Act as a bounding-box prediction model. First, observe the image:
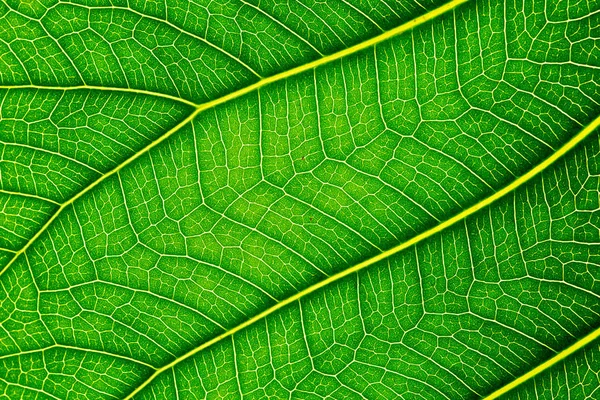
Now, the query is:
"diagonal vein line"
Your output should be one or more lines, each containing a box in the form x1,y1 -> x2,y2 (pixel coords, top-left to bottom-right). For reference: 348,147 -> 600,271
188,0 -> 467,114
483,327 -> 600,399
0,108 -> 197,278
0,84 -> 200,107
0,0 -> 468,279
121,105 -> 600,399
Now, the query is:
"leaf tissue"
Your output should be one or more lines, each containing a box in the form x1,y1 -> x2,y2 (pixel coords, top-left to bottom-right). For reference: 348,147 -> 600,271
0,0 -> 599,398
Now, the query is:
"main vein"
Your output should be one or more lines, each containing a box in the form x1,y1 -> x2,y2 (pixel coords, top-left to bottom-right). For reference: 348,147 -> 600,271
483,326 -> 600,398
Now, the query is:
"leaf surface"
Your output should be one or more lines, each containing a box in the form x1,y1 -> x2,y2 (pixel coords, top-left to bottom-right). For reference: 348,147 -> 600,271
1,0 -> 600,398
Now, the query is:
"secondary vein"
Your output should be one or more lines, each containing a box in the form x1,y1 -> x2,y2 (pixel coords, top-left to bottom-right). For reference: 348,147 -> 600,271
483,326 -> 600,399
0,84 -> 200,108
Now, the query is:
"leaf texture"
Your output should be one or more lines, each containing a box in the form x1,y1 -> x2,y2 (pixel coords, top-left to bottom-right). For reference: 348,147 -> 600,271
1,0 -> 600,398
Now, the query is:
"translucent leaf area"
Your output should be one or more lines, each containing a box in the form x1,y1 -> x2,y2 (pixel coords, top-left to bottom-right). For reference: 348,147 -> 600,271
0,0 -> 599,398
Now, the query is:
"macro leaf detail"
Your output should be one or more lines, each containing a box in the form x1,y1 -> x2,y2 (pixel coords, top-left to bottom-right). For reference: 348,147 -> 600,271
0,0 -> 600,399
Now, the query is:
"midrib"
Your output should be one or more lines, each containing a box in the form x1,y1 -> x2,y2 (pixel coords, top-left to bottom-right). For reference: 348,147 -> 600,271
483,327 -> 600,399
2,0 -> 598,398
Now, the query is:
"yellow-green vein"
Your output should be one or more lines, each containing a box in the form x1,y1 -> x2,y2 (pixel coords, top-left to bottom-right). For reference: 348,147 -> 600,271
0,84 -> 200,108
483,327 -> 600,399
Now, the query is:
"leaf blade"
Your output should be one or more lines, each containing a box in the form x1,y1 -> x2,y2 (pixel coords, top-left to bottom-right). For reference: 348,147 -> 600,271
1,0 -> 600,398
124,112 -> 600,400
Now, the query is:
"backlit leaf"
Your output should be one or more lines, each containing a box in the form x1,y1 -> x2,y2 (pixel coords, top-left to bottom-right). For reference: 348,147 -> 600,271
0,0 -> 599,398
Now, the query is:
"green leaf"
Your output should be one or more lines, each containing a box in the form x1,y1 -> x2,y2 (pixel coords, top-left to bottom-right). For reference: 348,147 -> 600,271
1,0 -> 599,398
